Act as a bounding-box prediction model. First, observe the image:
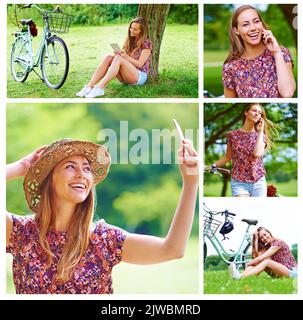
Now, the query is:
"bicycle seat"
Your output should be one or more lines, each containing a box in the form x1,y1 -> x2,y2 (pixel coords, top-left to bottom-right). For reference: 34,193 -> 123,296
241,219 -> 258,225
20,19 -> 33,26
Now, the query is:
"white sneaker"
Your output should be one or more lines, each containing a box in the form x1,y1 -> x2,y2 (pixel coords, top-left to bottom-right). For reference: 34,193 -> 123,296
229,262 -> 241,279
76,85 -> 92,97
85,86 -> 105,98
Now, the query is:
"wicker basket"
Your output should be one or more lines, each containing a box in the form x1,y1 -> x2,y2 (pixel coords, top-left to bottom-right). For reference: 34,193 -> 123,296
203,215 -> 222,238
45,12 -> 73,34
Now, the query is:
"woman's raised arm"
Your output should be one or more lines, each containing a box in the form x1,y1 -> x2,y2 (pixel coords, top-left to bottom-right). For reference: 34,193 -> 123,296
122,139 -> 198,264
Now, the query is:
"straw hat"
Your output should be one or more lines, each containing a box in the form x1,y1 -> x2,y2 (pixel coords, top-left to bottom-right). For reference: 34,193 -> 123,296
23,138 -> 111,211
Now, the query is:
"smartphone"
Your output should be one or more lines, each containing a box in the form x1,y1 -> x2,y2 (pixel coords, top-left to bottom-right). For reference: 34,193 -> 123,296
173,118 -> 185,141
110,43 -> 121,51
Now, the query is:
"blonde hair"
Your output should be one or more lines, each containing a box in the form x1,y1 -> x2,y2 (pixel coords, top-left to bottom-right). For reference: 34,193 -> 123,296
224,5 -> 268,64
242,103 -> 279,151
123,17 -> 148,55
36,170 -> 95,282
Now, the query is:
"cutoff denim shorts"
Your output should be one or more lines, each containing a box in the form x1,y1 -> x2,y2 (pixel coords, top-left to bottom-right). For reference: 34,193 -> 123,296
289,267 -> 297,278
231,176 -> 267,197
130,70 -> 148,86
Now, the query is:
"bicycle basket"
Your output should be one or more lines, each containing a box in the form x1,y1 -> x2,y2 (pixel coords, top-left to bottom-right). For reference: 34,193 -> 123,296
203,215 -> 222,238
45,12 -> 73,34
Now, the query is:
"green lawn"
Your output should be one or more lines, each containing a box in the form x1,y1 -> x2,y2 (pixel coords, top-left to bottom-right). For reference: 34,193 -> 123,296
204,48 -> 298,97
7,24 -> 198,98
204,270 -> 297,294
204,179 -> 297,197
6,237 -> 199,294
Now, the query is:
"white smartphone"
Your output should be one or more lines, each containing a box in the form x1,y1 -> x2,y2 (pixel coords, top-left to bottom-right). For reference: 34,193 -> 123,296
173,118 -> 185,141
110,43 -> 121,51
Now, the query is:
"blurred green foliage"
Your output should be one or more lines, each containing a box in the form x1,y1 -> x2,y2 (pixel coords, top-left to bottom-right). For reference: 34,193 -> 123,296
6,103 -> 199,237
7,4 -> 198,26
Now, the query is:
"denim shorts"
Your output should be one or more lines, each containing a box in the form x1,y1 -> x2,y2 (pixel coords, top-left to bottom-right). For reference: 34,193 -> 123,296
231,176 -> 267,197
130,70 -> 147,86
289,267 -> 297,278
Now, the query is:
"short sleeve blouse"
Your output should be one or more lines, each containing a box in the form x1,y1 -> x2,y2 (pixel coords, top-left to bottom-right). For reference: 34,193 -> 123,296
222,47 -> 293,98
226,129 -> 266,183
130,38 -> 153,74
7,215 -> 127,294
270,239 -> 297,270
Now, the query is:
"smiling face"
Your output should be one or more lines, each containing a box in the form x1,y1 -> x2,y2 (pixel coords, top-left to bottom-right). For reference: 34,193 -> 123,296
51,155 -> 94,206
245,104 -> 263,124
129,22 -> 142,38
234,9 -> 265,47
258,229 -> 273,246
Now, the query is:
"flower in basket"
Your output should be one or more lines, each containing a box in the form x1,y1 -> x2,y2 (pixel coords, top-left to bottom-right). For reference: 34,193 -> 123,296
267,185 -> 278,197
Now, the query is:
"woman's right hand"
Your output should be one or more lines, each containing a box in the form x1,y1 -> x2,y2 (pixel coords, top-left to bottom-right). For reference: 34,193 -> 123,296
18,146 -> 46,176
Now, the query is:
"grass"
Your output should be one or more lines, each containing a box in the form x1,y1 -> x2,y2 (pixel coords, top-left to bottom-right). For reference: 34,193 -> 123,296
7,24 -> 198,98
204,270 -> 297,294
204,48 -> 298,97
6,237 -> 199,295
204,179 -> 297,197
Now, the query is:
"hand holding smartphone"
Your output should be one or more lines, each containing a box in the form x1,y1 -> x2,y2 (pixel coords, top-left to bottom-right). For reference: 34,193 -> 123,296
110,43 -> 121,52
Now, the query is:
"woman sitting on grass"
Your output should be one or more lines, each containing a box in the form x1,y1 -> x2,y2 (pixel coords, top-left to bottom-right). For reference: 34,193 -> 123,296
229,226 -> 297,279
76,17 -> 152,98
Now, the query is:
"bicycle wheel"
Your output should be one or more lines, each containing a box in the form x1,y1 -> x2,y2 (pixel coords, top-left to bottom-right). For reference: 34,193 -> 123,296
40,36 -> 69,89
11,37 -> 29,82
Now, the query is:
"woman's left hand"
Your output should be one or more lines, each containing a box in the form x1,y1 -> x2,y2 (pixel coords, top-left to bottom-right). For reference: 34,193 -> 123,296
255,118 -> 265,133
178,139 -> 199,185
262,29 -> 280,53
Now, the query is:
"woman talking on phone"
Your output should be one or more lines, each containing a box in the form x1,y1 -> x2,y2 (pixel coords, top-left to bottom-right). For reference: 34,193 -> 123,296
222,5 -> 296,98
6,136 -> 198,294
209,104 -> 278,197
76,17 -> 152,98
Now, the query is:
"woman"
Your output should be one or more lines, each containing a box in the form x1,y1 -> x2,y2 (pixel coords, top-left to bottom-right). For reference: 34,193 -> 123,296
6,138 -> 198,294
230,227 -> 297,279
76,17 -> 152,98
222,5 -> 296,98
209,103 -> 278,197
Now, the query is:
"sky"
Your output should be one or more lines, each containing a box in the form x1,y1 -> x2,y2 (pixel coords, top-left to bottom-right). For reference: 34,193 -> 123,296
202,197 -> 300,256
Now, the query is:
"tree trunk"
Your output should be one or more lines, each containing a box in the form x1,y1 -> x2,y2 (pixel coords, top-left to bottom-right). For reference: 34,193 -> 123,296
138,4 -> 171,80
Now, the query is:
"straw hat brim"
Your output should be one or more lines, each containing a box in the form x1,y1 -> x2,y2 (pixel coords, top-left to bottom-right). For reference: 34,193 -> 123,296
23,139 -> 111,212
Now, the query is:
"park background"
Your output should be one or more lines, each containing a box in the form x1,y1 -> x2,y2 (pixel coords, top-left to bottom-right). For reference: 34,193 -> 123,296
204,4 -> 298,97
7,3 -> 198,98
204,103 -> 297,197
203,198 -> 298,294
6,102 -> 199,294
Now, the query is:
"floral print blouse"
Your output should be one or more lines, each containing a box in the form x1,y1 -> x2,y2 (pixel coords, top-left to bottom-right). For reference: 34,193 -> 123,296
270,239 -> 297,270
227,129 -> 266,183
6,215 -> 127,294
222,47 -> 293,98
130,38 -> 153,74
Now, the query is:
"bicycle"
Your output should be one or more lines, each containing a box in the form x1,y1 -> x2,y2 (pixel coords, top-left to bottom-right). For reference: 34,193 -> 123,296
10,4 -> 73,89
203,203 -> 258,270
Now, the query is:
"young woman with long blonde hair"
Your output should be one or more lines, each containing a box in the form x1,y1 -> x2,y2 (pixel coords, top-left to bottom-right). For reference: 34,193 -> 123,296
222,5 -> 296,98
6,138 -> 198,294
76,17 -> 152,98
210,103 -> 278,197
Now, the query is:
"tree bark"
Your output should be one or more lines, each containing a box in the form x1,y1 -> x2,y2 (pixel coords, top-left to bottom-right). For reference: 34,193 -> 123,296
138,4 -> 171,80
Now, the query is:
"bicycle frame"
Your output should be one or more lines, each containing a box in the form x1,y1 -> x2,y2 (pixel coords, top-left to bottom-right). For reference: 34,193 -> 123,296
13,5 -> 55,72
204,223 -> 252,266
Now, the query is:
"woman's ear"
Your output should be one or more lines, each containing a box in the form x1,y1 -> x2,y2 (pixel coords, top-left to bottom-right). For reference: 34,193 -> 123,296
233,27 -> 240,36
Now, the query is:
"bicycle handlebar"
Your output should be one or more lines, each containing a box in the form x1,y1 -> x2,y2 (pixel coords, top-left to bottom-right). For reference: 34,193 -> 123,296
204,166 -> 230,175
203,203 -> 236,217
22,4 -> 62,14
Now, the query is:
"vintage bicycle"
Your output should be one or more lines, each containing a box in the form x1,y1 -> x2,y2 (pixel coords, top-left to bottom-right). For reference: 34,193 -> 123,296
10,4 -> 73,89
203,203 -> 258,270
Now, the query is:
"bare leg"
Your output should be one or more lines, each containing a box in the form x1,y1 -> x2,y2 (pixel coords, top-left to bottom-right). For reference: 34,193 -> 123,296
87,55 -> 114,88
242,259 -> 290,278
98,55 -> 139,89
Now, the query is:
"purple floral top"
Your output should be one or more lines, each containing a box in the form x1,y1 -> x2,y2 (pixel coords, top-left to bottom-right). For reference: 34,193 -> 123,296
6,215 -> 127,294
227,130 -> 266,183
130,38 -> 152,74
270,239 -> 297,270
222,47 -> 293,98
